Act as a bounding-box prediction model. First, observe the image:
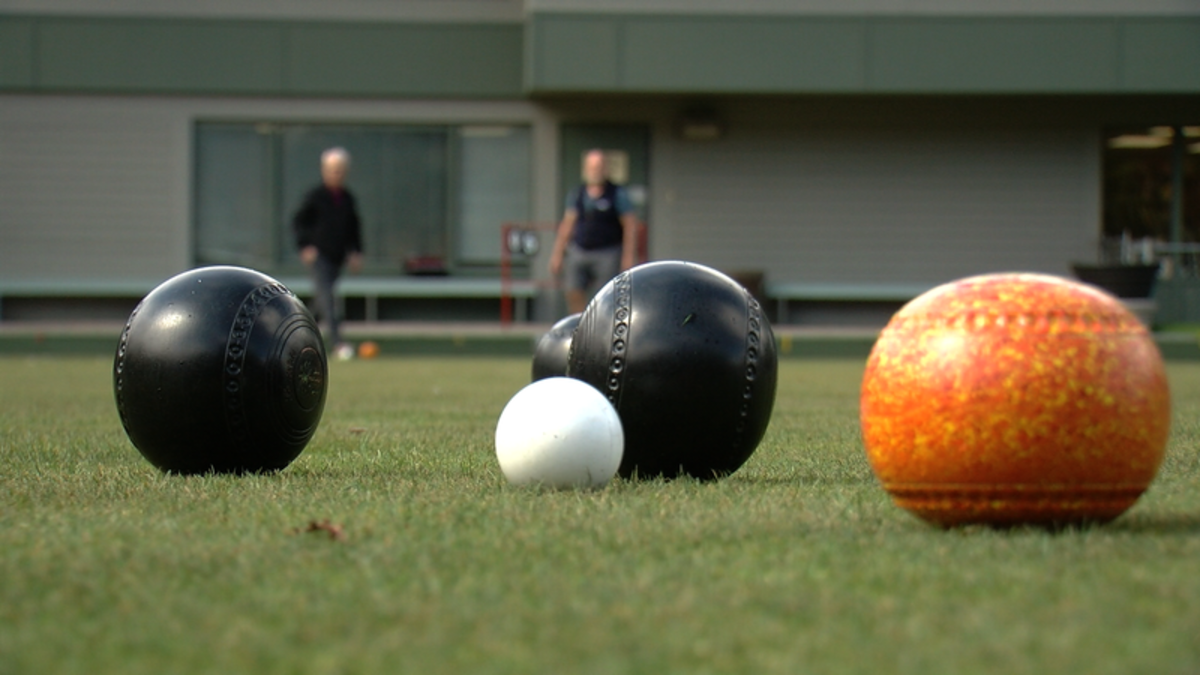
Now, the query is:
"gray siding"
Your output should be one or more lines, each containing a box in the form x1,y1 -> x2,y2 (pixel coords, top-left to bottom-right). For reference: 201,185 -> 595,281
0,95 -> 555,285
0,97 -> 188,281
651,122 -> 1099,287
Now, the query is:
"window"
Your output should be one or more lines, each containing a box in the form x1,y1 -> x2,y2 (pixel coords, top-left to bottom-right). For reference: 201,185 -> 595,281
194,124 -> 276,267
194,121 -> 532,275
1103,125 -> 1199,263
457,125 -> 533,263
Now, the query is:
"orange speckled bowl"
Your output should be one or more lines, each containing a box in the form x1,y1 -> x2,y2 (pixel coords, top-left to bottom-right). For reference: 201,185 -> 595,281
860,273 -> 1170,527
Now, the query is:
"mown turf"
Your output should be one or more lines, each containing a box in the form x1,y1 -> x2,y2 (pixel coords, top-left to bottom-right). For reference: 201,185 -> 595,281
1,356 -> 1198,675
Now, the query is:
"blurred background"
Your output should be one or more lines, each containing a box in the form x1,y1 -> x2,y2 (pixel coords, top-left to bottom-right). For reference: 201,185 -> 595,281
0,0 -> 1197,326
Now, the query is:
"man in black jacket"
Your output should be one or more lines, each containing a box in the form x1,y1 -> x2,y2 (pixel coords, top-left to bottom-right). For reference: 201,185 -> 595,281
292,147 -> 363,356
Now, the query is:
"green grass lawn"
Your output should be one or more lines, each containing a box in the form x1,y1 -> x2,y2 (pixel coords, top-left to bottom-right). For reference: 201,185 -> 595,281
2,355 -> 1199,675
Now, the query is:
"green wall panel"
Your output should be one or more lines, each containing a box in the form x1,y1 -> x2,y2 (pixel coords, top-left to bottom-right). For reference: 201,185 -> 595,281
0,18 -> 35,88
1122,19 -> 1200,92
622,17 -> 865,92
0,16 -> 522,97
287,23 -> 522,96
3,13 -> 1198,96
869,19 -> 1119,92
526,13 -> 1200,95
528,16 -> 620,90
37,19 -> 286,93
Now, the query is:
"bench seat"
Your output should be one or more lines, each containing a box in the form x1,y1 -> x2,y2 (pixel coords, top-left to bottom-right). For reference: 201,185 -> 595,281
765,282 -> 934,323
0,276 -> 539,322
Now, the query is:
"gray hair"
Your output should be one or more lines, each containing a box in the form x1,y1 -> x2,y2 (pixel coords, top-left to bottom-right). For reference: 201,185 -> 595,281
321,147 -> 351,167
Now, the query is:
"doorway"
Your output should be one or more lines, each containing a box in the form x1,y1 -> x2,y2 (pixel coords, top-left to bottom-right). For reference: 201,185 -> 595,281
539,124 -> 651,319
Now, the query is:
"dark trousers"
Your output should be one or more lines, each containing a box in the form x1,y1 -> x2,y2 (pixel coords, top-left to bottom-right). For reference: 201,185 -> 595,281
310,256 -> 343,345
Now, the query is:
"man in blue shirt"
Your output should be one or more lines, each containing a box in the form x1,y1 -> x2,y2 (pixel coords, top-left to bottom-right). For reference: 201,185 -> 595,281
549,149 -> 640,314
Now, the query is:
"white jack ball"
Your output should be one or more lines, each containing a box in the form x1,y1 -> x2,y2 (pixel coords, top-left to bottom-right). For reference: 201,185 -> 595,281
495,377 -> 624,489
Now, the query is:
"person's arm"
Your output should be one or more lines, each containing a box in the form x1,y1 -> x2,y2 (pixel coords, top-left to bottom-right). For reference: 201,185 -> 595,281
549,209 -> 577,277
619,212 -> 639,271
292,190 -> 319,266
346,194 -> 364,273
615,187 -> 639,270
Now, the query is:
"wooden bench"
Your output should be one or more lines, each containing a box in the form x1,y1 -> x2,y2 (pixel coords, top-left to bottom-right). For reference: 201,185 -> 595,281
0,276 -> 540,322
765,282 -> 934,323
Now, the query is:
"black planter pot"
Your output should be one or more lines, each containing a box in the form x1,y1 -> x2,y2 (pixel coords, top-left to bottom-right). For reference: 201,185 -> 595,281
1071,264 -> 1160,299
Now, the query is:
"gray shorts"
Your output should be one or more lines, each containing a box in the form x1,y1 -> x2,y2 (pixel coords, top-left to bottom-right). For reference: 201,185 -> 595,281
563,243 -> 622,293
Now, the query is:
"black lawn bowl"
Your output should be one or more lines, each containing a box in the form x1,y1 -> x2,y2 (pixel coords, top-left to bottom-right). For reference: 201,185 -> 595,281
532,313 -> 583,382
114,266 -> 327,474
568,260 -> 778,480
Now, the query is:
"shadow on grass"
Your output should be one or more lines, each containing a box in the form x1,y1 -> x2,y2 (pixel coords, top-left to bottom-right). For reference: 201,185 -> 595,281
1107,512 -> 1200,534
945,513 -> 1200,535
728,474 -> 878,487
912,513 -> 1200,535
